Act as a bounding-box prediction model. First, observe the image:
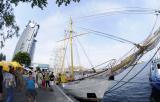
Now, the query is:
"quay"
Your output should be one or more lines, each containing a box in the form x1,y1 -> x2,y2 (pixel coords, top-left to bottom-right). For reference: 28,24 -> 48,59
13,84 -> 78,102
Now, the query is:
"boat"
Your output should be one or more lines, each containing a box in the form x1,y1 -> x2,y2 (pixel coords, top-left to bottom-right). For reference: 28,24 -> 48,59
150,58 -> 160,91
55,10 -> 160,99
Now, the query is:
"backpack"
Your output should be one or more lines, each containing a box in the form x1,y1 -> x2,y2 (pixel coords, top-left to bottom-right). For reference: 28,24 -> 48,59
8,79 -> 15,88
4,73 -> 16,88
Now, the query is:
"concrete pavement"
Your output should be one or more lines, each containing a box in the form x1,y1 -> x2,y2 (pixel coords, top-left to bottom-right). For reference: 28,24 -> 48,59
12,85 -> 77,102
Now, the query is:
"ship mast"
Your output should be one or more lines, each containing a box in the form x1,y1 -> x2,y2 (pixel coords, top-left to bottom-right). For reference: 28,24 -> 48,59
69,17 -> 74,79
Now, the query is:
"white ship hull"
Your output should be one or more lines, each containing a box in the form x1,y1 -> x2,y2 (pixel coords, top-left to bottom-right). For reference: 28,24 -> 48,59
62,76 -> 111,99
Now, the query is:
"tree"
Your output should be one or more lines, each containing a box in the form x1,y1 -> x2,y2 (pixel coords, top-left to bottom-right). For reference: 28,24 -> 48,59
56,0 -> 80,6
12,52 -> 31,67
36,66 -> 41,72
0,0 -> 80,48
0,53 -> 6,61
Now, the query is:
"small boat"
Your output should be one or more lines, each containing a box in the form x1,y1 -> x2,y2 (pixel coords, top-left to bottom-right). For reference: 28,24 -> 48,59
150,59 -> 160,91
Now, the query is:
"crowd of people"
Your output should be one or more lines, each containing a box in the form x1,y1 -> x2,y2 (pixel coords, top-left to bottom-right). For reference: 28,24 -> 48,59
0,65 -> 55,102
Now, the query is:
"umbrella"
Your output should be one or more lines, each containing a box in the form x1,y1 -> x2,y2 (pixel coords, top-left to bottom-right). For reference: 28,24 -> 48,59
0,61 -> 9,72
9,61 -> 22,70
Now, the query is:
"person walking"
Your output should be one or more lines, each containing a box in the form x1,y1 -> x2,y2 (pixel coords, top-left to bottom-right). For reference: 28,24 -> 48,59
49,72 -> 55,86
0,66 -> 3,101
45,72 -> 50,88
15,68 -> 24,91
24,71 -> 37,102
36,71 -> 43,88
3,67 -> 16,102
41,71 -> 45,89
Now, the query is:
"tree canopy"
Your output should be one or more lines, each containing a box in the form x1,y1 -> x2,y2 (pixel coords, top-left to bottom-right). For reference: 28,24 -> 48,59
56,0 -> 80,6
0,53 -> 6,61
12,52 -> 31,67
0,0 -> 80,48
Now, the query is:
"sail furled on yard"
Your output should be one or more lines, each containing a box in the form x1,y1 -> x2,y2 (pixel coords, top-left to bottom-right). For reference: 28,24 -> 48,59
110,27 -> 160,76
66,26 -> 160,81
142,27 -> 160,52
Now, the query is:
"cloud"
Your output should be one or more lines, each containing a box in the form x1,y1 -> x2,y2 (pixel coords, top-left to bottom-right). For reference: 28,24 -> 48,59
33,0 -> 124,65
62,37 -> 133,68
33,12 -> 67,64
2,0 -> 160,69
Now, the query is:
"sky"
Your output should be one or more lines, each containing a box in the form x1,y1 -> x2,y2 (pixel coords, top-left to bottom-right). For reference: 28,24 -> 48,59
1,0 -> 160,69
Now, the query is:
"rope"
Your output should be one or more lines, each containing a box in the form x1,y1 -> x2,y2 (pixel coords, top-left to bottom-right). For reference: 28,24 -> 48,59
150,14 -> 159,34
75,37 -> 95,68
105,13 -> 160,94
73,38 -> 81,67
113,47 -> 136,67
106,54 -> 143,92
88,59 -> 116,71
106,14 -> 159,92
113,80 -> 160,84
105,46 -> 160,94
93,33 -> 126,43
60,33 -> 70,73
75,7 -> 157,20
57,32 -> 91,42
143,14 -> 159,44
78,27 -> 138,46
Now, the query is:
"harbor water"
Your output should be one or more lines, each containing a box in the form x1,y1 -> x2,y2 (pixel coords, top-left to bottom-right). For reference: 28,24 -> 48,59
103,62 -> 160,102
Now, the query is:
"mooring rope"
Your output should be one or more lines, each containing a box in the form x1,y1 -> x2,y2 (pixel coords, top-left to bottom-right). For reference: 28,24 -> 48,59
105,46 -> 160,94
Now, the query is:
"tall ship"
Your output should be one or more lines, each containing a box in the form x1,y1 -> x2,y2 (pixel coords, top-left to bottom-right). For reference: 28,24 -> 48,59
55,8 -> 160,99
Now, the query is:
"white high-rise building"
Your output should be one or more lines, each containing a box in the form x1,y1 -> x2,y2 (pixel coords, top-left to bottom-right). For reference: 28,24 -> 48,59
13,21 -> 40,61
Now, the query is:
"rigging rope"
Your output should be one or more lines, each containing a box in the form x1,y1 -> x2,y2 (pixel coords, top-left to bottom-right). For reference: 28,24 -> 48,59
106,54 -> 143,93
78,27 -> 138,46
144,14 -> 159,44
78,10 -> 155,19
115,47 -> 136,65
73,38 -> 81,67
74,8 -> 158,22
113,80 -> 160,84
105,46 -> 160,94
75,36 -> 95,69
60,33 -> 70,73
105,14 -> 159,94
107,13 -> 159,91
57,32 -> 90,42
87,59 -> 116,71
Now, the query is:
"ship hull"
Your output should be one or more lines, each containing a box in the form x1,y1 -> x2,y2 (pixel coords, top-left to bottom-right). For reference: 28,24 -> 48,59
62,77 -> 111,99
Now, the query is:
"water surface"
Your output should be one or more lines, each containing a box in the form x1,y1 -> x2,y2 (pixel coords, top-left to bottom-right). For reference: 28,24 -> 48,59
103,63 -> 160,102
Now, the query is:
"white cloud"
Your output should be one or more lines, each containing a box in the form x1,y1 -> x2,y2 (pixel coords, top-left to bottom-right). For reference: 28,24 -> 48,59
33,12 -> 67,64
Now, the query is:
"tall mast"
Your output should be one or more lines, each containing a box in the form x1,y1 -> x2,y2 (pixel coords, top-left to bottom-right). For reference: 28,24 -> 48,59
61,33 -> 67,73
69,17 -> 74,79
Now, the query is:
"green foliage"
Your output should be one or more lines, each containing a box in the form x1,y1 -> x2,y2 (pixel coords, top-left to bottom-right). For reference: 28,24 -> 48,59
36,66 -> 41,72
56,0 -> 80,6
0,53 -> 6,61
12,52 -> 31,67
10,0 -> 48,9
